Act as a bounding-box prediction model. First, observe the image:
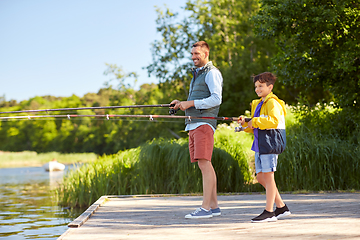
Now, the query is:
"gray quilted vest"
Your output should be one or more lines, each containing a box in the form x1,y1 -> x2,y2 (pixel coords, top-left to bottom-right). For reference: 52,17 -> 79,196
185,61 -> 220,129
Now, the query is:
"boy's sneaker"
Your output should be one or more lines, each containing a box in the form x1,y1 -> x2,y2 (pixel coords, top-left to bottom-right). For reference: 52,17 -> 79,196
275,204 -> 291,219
211,207 -> 221,216
185,208 -> 213,219
251,210 -> 277,223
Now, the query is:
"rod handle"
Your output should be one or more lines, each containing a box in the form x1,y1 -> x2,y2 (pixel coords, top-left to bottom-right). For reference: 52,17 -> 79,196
169,104 -> 177,115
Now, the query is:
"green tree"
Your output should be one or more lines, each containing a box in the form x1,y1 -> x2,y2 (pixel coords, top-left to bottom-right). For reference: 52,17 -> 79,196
146,5 -> 197,101
188,0 -> 280,116
29,119 -> 58,151
253,0 -> 360,107
103,63 -> 138,91
0,64 -> 188,154
103,65 -> 188,153
147,0 -> 280,117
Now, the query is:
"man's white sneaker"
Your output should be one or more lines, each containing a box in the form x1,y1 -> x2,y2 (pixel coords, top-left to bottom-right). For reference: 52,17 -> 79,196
185,208 -> 213,219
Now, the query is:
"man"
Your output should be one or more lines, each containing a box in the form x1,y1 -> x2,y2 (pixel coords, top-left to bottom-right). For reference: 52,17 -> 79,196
170,41 -> 223,219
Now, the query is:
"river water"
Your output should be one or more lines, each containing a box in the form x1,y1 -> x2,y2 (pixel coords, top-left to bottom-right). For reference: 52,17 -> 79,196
0,166 -> 83,239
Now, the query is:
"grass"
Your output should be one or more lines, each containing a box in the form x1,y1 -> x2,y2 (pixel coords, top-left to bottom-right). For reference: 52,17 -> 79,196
0,151 -> 98,168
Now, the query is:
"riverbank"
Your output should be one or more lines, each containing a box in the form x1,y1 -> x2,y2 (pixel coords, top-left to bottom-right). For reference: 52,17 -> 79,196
0,151 -> 97,168
59,192 -> 360,240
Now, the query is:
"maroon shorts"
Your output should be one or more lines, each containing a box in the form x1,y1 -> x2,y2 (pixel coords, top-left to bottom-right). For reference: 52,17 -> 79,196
188,124 -> 214,163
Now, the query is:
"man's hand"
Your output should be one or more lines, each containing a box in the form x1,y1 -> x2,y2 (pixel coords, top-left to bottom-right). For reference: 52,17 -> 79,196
170,100 -> 180,109
170,100 -> 194,111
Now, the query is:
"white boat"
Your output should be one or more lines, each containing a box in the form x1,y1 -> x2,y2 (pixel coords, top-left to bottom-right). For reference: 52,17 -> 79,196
43,159 -> 65,172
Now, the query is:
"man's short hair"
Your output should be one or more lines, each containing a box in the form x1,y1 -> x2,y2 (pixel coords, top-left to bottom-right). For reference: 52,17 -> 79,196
192,41 -> 210,52
253,72 -> 277,86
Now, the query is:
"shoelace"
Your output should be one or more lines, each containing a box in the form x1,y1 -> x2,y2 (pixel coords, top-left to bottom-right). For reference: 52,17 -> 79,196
191,208 -> 202,215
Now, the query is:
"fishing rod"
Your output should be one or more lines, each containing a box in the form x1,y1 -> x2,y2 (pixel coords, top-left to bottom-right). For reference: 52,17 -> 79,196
0,104 -> 174,115
0,113 -> 251,131
0,103 -> 252,130
0,114 -> 247,122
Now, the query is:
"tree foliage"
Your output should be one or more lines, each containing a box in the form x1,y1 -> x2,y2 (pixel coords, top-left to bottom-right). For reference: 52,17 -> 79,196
147,0 -> 283,117
0,66 -> 187,154
253,0 -> 360,107
3,1 -> 358,154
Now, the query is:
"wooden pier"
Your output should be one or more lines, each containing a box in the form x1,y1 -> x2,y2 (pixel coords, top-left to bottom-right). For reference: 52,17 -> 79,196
58,192 -> 360,240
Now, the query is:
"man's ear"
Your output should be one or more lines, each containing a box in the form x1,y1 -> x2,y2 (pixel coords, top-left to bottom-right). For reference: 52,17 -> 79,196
204,50 -> 209,59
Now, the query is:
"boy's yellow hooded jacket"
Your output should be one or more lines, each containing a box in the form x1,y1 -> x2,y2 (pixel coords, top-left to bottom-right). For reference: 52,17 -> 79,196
243,92 -> 287,154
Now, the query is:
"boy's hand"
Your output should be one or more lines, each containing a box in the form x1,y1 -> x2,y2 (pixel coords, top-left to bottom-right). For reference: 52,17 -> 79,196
238,116 -> 245,126
247,119 -> 254,129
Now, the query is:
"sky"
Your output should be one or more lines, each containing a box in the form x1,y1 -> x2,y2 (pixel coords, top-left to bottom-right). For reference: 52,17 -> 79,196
0,0 -> 187,102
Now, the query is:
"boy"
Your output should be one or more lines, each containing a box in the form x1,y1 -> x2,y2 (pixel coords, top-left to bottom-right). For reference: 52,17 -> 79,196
238,72 -> 291,222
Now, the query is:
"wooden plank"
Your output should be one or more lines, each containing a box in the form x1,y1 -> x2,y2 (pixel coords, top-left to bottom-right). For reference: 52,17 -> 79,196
67,196 -> 108,228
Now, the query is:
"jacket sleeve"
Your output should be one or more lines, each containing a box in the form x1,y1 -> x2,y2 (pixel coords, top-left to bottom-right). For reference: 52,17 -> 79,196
252,99 -> 283,130
243,122 -> 254,134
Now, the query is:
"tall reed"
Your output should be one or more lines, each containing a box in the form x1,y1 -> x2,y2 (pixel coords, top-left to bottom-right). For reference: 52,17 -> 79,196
134,137 -> 250,194
58,149 -> 139,207
277,125 -> 360,191
57,124 -> 254,208
214,123 -> 254,185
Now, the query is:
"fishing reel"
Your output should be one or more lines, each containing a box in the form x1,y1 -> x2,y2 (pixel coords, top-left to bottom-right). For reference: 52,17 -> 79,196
169,104 -> 177,115
234,117 -> 251,132
234,125 -> 247,132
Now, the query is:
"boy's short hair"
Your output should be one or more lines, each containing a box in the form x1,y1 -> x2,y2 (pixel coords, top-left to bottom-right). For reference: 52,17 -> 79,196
192,41 -> 210,52
253,72 -> 277,86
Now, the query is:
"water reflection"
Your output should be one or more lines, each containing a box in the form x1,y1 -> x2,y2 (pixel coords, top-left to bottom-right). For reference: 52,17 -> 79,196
0,166 -> 83,240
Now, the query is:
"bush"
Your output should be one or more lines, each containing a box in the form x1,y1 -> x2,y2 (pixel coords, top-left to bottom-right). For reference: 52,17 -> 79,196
291,102 -> 360,143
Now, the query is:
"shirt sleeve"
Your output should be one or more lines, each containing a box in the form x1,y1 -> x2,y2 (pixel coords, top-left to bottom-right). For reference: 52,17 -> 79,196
193,68 -> 223,109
